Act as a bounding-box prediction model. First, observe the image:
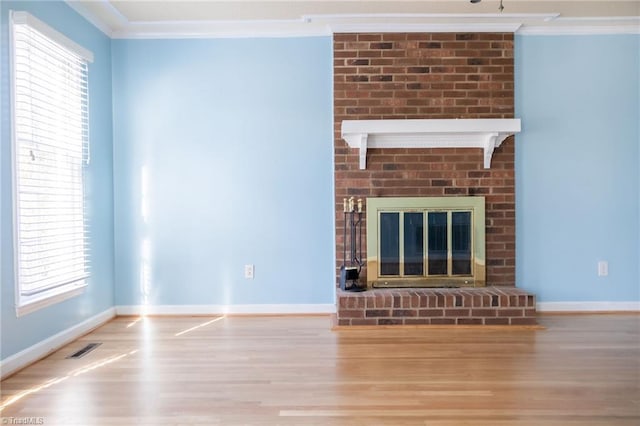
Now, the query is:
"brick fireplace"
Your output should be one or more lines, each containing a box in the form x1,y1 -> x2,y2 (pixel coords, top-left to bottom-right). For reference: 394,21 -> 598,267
333,32 -> 536,325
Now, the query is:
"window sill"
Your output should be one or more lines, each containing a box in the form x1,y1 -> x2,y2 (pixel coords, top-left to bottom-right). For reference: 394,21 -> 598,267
16,284 -> 88,317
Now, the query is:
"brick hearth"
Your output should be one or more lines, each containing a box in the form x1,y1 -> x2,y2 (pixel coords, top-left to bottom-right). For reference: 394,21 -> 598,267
336,287 -> 536,326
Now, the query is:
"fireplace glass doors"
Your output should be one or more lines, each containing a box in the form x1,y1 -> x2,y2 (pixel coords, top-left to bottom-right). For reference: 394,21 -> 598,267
367,197 -> 485,288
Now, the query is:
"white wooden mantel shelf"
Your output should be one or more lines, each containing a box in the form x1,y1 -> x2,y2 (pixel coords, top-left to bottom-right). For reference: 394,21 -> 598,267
341,118 -> 521,169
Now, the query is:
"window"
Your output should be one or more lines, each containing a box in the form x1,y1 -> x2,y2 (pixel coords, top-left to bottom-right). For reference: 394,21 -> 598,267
10,11 -> 93,316
366,197 -> 486,288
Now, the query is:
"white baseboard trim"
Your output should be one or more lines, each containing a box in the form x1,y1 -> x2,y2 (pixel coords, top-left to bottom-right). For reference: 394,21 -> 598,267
114,304 -> 337,316
537,301 -> 640,313
0,307 -> 116,380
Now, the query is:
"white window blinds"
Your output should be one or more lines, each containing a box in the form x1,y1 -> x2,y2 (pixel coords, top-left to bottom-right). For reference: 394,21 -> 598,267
10,11 -> 93,311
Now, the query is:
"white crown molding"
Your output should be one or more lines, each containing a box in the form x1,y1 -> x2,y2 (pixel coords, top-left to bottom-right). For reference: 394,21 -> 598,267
508,15 -> 640,35
110,20 -> 330,39
555,16 -> 640,23
0,308 -> 116,380
304,13 -> 560,22
329,22 -> 523,34
113,21 -> 639,38
112,21 -> 527,39
66,0 -> 127,37
115,304 -> 336,316
341,119 -> 521,170
62,4 -> 639,39
65,1 -> 111,36
518,25 -> 640,35
537,301 -> 640,312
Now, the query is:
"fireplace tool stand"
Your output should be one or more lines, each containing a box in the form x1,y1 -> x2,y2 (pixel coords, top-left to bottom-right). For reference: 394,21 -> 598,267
340,197 -> 366,292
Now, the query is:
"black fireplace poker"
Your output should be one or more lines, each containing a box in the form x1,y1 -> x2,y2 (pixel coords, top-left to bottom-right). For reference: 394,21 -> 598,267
340,196 -> 366,292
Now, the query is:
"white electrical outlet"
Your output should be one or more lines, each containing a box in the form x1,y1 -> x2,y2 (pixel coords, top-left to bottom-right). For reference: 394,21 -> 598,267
598,261 -> 608,277
244,264 -> 254,279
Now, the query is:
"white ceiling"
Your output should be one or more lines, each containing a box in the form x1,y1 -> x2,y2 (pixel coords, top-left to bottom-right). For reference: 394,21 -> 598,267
66,0 -> 640,38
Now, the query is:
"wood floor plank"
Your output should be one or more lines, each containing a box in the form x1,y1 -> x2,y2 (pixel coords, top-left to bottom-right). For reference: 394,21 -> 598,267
1,314 -> 639,425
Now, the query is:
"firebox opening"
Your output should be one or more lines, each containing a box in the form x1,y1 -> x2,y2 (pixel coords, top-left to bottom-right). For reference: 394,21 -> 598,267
366,196 -> 486,289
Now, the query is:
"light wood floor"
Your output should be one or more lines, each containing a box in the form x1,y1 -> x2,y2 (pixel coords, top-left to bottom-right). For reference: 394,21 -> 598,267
1,314 -> 639,425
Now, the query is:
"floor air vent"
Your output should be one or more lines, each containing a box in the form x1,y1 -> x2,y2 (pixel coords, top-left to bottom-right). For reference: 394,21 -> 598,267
66,343 -> 102,359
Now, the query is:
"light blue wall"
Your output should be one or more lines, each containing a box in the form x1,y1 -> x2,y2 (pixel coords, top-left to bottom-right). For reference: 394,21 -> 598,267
1,2 -> 638,365
111,37 -> 335,306
0,1 -> 114,359
515,34 -> 640,302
